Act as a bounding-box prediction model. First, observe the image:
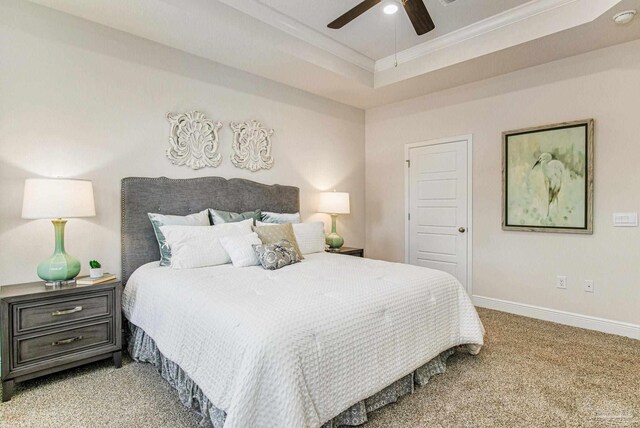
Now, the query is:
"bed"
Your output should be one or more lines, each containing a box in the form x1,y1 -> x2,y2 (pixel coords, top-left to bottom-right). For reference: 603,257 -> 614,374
121,176 -> 484,428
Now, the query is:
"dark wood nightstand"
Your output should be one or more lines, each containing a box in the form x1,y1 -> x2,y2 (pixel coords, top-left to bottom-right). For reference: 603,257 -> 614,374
325,247 -> 364,257
1,280 -> 122,402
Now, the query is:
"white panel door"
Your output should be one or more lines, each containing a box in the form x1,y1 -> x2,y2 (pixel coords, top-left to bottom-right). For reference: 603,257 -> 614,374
408,140 -> 468,289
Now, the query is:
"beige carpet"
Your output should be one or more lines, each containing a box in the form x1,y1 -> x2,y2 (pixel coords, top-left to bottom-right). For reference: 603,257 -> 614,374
2,308 -> 639,428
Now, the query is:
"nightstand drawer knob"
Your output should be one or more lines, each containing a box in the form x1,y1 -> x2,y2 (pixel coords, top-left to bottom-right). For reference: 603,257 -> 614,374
51,306 -> 83,317
52,335 -> 83,346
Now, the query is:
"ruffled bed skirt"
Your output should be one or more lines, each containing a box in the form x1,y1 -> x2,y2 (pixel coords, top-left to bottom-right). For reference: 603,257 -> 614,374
128,323 -> 458,428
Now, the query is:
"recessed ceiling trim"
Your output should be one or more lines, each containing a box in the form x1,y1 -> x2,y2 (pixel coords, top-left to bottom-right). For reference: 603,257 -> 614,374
375,0 -> 582,72
218,0 -> 376,73
374,0 -> 623,87
21,0 -> 639,109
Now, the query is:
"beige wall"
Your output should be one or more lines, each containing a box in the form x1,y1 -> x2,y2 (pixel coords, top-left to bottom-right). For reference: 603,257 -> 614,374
2,1 -> 638,330
366,39 -> 640,326
0,0 -> 365,285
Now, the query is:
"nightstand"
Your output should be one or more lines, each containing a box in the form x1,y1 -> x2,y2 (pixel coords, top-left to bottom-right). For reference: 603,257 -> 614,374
1,280 -> 122,402
325,247 -> 364,257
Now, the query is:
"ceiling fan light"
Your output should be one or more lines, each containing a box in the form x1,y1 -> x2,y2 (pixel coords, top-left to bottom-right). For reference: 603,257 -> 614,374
383,2 -> 399,15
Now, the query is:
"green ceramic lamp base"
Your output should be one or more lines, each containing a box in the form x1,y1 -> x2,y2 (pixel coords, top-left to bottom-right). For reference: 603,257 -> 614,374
37,219 -> 81,283
325,214 -> 345,249
326,232 -> 344,249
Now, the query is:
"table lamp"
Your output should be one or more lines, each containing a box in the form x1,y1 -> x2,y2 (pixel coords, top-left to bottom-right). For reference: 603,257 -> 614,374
22,178 -> 96,286
318,191 -> 350,249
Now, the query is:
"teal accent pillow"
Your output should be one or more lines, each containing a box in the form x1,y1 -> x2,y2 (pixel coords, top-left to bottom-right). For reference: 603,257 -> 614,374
261,211 -> 301,224
209,209 -> 261,225
148,210 -> 210,266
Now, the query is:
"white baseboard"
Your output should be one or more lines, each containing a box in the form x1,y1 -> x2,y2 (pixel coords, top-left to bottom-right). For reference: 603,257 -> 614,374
472,295 -> 640,340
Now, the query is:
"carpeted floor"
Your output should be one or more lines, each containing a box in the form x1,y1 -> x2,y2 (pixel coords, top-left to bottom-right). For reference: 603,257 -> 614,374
2,308 -> 639,428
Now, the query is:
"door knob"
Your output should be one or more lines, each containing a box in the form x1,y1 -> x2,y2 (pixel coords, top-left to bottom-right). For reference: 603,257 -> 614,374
458,227 -> 466,233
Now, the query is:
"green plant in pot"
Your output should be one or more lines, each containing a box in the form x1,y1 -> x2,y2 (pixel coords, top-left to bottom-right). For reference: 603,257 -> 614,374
89,260 -> 103,279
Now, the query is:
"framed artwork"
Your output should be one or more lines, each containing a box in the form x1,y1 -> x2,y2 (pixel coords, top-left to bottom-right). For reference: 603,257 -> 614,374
502,119 -> 594,234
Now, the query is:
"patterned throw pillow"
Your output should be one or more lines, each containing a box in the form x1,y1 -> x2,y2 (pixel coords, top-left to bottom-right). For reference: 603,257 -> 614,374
252,223 -> 304,260
253,240 -> 301,270
209,209 -> 261,225
148,210 -> 210,266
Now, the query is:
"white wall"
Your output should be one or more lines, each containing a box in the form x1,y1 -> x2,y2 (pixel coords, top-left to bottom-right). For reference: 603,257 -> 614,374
366,39 -> 640,327
0,0 -> 365,285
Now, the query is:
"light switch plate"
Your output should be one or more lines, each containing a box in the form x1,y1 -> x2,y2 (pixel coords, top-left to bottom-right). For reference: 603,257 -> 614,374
613,212 -> 638,227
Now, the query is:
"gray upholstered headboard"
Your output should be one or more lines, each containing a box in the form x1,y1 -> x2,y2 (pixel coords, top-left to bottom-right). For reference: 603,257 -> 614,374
121,176 -> 300,284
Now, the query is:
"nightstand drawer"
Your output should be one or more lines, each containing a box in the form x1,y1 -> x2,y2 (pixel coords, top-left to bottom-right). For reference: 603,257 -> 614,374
13,291 -> 113,334
14,319 -> 113,367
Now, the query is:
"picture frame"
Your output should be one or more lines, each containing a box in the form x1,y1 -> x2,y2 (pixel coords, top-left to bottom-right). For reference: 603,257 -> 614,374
502,119 -> 594,234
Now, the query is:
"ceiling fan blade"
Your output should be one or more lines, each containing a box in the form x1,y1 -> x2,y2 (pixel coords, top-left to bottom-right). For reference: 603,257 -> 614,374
327,0 -> 382,29
403,0 -> 435,35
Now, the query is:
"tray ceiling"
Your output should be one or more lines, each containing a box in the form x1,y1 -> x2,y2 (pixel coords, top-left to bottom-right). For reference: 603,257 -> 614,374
255,0 -> 532,60
23,0 -> 640,108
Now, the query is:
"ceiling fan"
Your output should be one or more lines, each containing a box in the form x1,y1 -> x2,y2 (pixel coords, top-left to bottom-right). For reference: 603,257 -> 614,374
327,0 -> 435,36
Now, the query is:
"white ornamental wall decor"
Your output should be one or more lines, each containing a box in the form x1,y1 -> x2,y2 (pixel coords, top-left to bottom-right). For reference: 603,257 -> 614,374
166,111 -> 223,170
229,120 -> 274,172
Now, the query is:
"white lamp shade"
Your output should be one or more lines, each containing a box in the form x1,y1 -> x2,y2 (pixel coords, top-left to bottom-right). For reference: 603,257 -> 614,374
318,191 -> 350,215
22,178 -> 96,219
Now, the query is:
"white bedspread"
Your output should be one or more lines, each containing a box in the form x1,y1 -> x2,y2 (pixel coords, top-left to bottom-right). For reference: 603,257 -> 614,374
123,253 -> 484,428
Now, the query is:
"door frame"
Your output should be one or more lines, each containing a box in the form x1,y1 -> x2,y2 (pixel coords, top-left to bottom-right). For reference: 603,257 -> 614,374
404,134 -> 473,295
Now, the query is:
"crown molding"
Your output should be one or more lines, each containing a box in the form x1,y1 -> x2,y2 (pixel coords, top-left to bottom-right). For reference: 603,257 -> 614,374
217,0 -> 376,73
24,0 -> 636,108
218,0 -> 620,81
375,0 -> 582,72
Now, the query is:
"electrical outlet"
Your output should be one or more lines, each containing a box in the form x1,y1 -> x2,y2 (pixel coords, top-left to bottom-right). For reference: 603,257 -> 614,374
584,280 -> 595,293
556,275 -> 567,289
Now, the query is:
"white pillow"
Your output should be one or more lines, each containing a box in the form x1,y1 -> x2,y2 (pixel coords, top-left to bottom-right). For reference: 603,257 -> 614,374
219,232 -> 262,267
148,209 -> 210,266
292,222 -> 326,255
160,219 -> 253,269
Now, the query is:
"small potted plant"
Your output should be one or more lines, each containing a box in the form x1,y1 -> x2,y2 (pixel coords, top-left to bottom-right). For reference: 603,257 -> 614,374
89,260 -> 103,278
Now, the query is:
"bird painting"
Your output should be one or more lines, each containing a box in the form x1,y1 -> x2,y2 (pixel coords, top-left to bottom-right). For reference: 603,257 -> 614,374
532,152 -> 564,218
502,119 -> 593,233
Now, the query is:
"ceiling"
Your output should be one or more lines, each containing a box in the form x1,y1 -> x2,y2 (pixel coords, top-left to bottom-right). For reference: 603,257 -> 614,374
254,0 -> 532,60
24,0 -> 640,108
